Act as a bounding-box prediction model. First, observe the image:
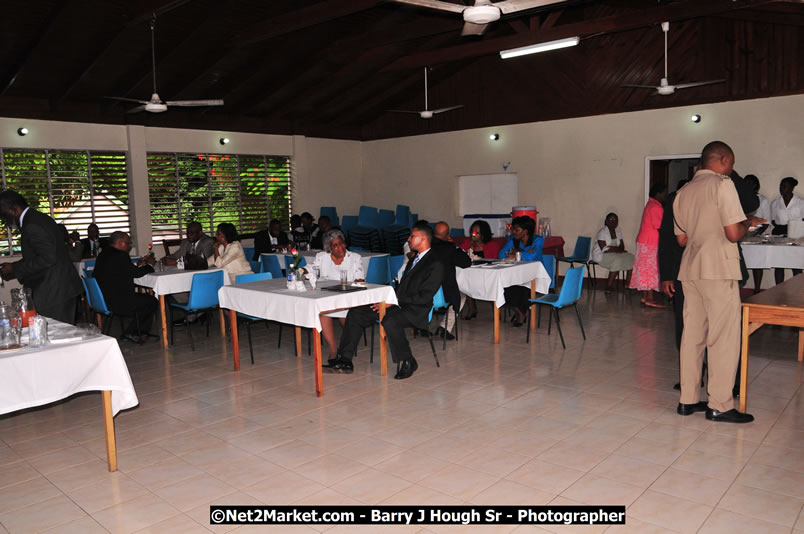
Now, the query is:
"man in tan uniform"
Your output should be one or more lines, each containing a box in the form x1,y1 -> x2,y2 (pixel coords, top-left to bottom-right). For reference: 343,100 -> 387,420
673,141 -> 761,424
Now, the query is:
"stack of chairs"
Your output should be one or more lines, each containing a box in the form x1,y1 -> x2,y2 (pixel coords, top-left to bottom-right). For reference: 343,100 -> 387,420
380,205 -> 412,255
348,206 -> 381,252
340,215 -> 358,238
319,207 -> 339,227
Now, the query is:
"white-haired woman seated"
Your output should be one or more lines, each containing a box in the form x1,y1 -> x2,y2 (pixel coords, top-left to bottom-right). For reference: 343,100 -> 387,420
310,229 -> 364,360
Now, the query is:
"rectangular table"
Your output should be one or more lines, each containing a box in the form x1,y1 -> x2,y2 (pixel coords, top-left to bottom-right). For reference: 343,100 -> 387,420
135,268 -> 230,347
0,320 -> 139,471
742,241 -> 804,269
260,250 -> 389,275
218,279 -> 398,396
456,261 -> 551,343
739,274 -> 804,412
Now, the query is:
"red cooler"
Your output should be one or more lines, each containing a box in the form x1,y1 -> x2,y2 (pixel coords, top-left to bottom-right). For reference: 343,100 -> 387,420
512,206 -> 538,221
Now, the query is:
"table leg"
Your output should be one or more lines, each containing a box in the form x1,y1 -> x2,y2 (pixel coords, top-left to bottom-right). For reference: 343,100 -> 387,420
378,302 -> 387,377
798,329 -> 804,362
295,327 -> 302,357
159,295 -> 167,348
219,308 -> 226,338
101,391 -> 117,472
313,329 -> 323,397
228,309 -> 240,371
739,307 -> 750,413
96,311 -> 102,330
493,304 -> 500,344
530,280 -> 537,330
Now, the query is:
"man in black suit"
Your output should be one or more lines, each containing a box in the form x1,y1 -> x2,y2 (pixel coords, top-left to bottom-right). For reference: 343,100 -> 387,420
93,231 -> 157,343
253,218 -> 291,259
0,190 -> 84,324
80,223 -> 109,258
327,221 -> 444,380
431,221 -> 471,339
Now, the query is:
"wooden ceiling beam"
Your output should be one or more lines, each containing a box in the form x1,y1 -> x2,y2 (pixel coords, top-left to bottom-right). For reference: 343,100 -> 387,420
233,0 -> 379,47
716,9 -> 804,26
381,0 -> 778,71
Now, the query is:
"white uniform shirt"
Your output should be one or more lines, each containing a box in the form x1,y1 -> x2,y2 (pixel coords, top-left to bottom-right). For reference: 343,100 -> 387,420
770,194 -> 804,226
592,226 -> 623,263
311,250 -> 363,282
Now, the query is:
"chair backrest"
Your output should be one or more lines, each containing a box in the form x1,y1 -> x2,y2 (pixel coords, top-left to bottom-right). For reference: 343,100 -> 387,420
83,259 -> 96,278
389,255 -> 405,281
394,205 -> 410,226
81,277 -> 93,310
556,266 -> 585,307
340,215 -> 358,236
283,255 -> 307,271
542,254 -> 556,289
358,206 -> 379,228
85,277 -> 110,314
242,247 -> 255,261
429,287 -> 447,321
187,270 -> 225,310
260,255 -> 284,279
449,228 -> 465,238
573,236 -> 592,262
320,206 -> 338,219
248,260 -> 263,274
236,272 -> 273,284
365,256 -> 390,285
378,209 -> 395,227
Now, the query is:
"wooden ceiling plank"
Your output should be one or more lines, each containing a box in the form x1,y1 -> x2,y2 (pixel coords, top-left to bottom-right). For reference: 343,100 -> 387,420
381,0 -> 779,71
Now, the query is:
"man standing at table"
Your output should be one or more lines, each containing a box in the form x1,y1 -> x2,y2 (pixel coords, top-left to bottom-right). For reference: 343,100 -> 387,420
162,221 -> 214,265
326,221 -> 444,380
0,190 -> 83,324
94,232 -> 157,343
673,141 -> 762,424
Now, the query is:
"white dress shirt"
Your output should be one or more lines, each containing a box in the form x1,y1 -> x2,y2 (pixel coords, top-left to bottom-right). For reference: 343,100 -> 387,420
312,250 -> 363,282
771,194 -> 804,226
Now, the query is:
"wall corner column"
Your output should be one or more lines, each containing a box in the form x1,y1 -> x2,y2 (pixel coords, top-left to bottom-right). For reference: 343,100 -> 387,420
125,125 -> 151,255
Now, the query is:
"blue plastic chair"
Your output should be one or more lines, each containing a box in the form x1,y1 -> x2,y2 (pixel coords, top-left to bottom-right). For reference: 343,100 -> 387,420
394,205 -> 410,227
558,236 -> 591,280
357,206 -> 379,228
320,207 -> 339,227
378,209 -> 395,227
248,260 -> 263,274
168,270 -> 225,350
389,255 -> 405,285
365,256 -> 390,285
260,255 -> 283,279
350,246 -> 367,252
542,254 -> 556,290
284,255 -> 307,271
242,247 -> 255,261
449,228 -> 465,238
526,266 -> 586,349
83,259 -> 96,278
85,276 -> 143,338
235,272 -> 273,364
340,215 -> 358,236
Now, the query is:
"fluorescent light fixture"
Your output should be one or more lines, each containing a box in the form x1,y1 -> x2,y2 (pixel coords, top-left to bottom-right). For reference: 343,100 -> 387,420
499,36 -> 580,59
17,127 -> 28,136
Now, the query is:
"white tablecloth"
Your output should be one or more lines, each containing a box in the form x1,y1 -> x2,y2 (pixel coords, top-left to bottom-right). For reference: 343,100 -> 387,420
0,320 -> 138,416
135,267 -> 230,297
742,243 -> 804,269
218,278 -> 398,332
259,251 -> 389,276
456,261 -> 551,307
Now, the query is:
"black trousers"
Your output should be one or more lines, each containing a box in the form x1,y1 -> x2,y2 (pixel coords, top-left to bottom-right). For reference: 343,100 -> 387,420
39,297 -> 78,325
503,286 -> 530,313
338,305 -> 415,364
114,294 -> 158,335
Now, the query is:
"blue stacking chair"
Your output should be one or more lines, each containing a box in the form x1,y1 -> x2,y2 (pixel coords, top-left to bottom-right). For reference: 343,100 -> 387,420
168,270 -> 225,351
449,228 -> 465,238
83,259 -> 96,278
526,266 -> 586,349
378,209 -> 395,227
429,286 -> 457,350
234,272 -> 273,364
350,207 -> 381,251
248,260 -> 263,274
394,205 -> 411,227
242,247 -> 255,261
558,236 -> 592,281
365,256 -> 390,285
389,255 -> 405,285
260,255 -> 283,279
320,207 -> 339,227
542,254 -> 556,291
85,277 -> 143,338
340,215 -> 358,237
283,255 -> 307,271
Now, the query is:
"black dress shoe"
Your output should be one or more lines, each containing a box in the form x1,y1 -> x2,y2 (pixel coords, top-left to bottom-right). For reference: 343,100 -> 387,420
395,358 -> 418,380
705,408 -> 754,424
324,356 -> 353,373
677,401 -> 708,416
434,327 -> 455,341
394,361 -> 401,379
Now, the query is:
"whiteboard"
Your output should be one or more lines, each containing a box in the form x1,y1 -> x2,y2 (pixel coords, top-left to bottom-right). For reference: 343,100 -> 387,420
458,173 -> 518,214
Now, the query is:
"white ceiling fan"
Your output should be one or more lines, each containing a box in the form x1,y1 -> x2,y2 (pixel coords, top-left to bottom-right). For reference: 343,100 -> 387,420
387,67 -> 463,118
106,18 -> 224,113
622,21 -> 725,96
390,0 -> 566,36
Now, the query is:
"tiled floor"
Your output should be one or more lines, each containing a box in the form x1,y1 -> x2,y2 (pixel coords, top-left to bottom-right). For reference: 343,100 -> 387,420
1,287 -> 803,533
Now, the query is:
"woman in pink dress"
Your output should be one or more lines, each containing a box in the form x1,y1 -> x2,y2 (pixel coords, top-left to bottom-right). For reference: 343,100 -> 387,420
630,184 -> 668,307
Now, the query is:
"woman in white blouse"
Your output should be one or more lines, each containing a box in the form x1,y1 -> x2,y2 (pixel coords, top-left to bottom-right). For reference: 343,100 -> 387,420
770,177 -> 803,284
208,222 -> 252,284
310,229 -> 364,360
591,212 -> 634,293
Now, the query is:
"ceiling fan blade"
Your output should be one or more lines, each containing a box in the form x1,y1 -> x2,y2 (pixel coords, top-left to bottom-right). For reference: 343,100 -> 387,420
621,84 -> 659,89
389,0 -> 464,13
497,0 -> 566,15
126,105 -> 147,114
673,79 -> 726,90
105,96 -> 149,104
164,99 -> 224,107
461,22 -> 488,36
386,109 -> 425,114
431,105 -> 464,114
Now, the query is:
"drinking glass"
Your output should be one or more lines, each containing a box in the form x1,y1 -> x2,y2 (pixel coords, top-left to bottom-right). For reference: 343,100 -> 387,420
340,270 -> 348,285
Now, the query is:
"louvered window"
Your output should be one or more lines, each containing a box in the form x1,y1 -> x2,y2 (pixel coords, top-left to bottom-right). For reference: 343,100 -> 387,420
147,152 -> 292,244
0,149 -> 129,255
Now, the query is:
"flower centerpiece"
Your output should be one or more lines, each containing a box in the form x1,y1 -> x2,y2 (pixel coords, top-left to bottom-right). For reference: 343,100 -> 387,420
291,248 -> 303,271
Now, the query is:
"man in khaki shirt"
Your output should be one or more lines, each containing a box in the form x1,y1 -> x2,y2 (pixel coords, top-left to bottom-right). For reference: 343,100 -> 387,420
673,141 -> 763,424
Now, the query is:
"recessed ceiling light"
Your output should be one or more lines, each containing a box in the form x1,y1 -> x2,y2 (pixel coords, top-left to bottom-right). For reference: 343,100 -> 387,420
490,133 -> 499,141
220,137 -> 230,145
17,128 -> 28,136
691,114 -> 701,123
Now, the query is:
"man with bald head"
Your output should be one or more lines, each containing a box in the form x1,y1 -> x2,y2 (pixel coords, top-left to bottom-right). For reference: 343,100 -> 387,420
673,141 -> 764,424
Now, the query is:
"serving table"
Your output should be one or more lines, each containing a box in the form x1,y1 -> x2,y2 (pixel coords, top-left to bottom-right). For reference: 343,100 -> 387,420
218,279 -> 397,396
456,261 -> 551,343
0,320 -> 138,471
739,274 -> 804,412
742,238 -> 804,269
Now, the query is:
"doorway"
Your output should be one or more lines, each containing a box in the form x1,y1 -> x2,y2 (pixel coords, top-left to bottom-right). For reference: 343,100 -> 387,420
644,154 -> 699,202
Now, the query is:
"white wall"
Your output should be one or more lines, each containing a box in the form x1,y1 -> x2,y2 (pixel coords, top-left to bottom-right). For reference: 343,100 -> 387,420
361,94 -> 804,259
